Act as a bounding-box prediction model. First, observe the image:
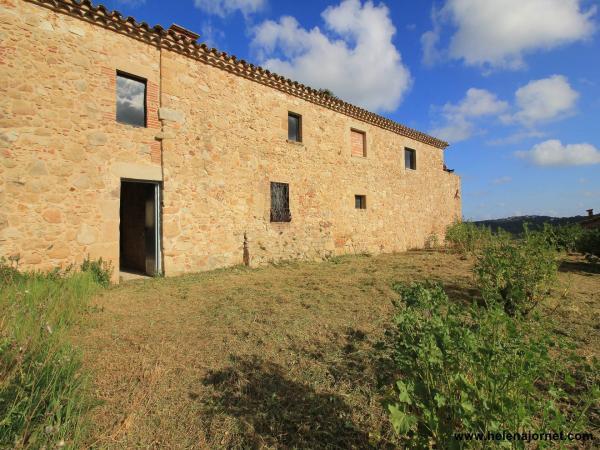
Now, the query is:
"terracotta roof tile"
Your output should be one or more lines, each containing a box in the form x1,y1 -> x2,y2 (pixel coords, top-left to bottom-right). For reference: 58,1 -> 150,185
25,0 -> 449,149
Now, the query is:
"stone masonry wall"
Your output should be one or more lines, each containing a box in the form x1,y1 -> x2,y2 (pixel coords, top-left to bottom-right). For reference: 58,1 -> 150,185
1,0 -> 161,281
0,0 -> 461,280
159,49 -> 460,274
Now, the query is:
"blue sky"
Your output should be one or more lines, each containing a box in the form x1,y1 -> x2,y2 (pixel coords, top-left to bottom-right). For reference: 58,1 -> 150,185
109,0 -> 600,220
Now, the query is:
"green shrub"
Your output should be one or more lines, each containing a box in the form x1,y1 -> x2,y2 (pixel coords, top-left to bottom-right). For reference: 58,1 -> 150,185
474,228 -> 558,316
387,282 -> 599,448
424,233 -> 439,249
445,221 -> 494,255
0,259 -> 107,448
80,255 -> 112,288
0,257 -> 23,285
576,228 -> 600,258
536,223 -> 583,253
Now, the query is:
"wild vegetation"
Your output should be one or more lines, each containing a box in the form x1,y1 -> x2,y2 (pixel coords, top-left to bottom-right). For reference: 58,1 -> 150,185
577,228 -> 600,261
444,220 -> 494,256
1,222 -> 599,448
0,257 -> 111,449
474,227 -> 559,316
389,282 -> 598,448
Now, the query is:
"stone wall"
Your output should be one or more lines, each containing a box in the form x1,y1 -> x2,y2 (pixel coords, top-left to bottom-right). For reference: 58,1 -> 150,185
0,0 -> 161,280
0,0 -> 461,280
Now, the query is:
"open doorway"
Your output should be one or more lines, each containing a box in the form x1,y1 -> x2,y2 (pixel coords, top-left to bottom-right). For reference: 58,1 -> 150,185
119,180 -> 162,276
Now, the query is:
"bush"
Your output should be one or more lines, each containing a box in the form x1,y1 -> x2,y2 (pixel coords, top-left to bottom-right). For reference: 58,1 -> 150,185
387,282 -> 599,448
445,221 -> 494,255
536,223 -> 583,253
80,255 -> 113,288
474,228 -> 558,316
0,257 -> 23,285
576,228 -> 600,258
0,259 -> 109,448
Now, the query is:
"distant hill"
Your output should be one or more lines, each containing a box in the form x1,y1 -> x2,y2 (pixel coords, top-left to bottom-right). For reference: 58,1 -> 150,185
473,215 -> 589,234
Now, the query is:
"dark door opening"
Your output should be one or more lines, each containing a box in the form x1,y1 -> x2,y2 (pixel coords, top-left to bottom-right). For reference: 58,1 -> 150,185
120,180 -> 161,276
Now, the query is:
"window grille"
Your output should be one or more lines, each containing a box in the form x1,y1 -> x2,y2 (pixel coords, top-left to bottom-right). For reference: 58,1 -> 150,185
270,182 -> 291,222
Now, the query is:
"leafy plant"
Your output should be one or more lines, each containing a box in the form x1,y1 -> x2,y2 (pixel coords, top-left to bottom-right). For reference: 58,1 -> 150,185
1,259 -> 108,448
317,88 -> 336,98
445,221 -> 494,256
80,256 -> 112,288
0,256 -> 24,285
536,223 -> 584,253
474,227 -> 558,316
424,233 -> 439,250
387,282 -> 598,449
576,228 -> 600,258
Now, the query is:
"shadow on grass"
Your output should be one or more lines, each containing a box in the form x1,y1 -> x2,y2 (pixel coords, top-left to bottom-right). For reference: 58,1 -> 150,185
441,282 -> 480,305
327,327 -> 397,392
201,355 -> 370,448
559,260 -> 600,275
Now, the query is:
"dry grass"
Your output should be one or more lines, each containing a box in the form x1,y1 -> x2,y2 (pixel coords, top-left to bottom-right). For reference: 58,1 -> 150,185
73,251 -> 600,449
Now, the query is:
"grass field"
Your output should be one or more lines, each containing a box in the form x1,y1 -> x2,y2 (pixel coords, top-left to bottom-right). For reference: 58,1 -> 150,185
73,250 -> 600,448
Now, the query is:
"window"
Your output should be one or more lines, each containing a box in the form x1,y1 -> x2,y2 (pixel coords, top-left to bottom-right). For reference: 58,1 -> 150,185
405,148 -> 416,170
288,112 -> 302,142
355,195 -> 366,209
351,129 -> 366,157
270,182 -> 291,222
116,72 -> 146,127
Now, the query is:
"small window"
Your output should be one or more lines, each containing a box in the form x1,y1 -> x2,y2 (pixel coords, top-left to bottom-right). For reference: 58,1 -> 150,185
351,129 -> 366,157
116,72 -> 146,127
405,148 -> 416,170
288,112 -> 302,142
270,182 -> 291,222
355,195 -> 366,209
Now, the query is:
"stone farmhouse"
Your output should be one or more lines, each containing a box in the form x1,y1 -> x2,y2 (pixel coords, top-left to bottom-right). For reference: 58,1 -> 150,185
0,0 -> 461,281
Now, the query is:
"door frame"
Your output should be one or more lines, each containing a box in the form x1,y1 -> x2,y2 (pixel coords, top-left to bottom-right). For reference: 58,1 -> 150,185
120,178 -> 162,276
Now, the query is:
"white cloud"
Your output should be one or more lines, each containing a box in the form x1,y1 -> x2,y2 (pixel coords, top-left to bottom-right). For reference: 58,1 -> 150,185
433,75 -> 580,143
194,0 -> 266,18
251,0 -> 411,112
486,129 -> 546,146
200,21 -> 226,48
507,75 -> 579,126
492,176 -> 512,185
430,88 -> 509,142
516,139 -> 600,166
421,6 -> 443,66
422,0 -> 596,69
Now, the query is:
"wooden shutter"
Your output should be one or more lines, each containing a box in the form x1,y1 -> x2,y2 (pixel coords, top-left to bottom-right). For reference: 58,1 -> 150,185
351,130 -> 366,157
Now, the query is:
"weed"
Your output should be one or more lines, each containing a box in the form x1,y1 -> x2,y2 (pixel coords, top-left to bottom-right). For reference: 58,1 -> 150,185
424,232 -> 439,249
577,228 -> 600,258
445,221 -> 494,256
536,223 -> 584,253
0,259 -> 107,448
387,282 -> 599,448
474,226 -> 558,316
80,256 -> 113,288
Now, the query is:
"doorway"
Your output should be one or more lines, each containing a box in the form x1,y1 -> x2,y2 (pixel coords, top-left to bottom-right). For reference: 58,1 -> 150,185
119,180 -> 162,276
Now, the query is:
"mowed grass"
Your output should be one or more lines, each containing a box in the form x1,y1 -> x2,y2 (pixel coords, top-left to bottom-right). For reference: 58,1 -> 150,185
75,251 -> 600,448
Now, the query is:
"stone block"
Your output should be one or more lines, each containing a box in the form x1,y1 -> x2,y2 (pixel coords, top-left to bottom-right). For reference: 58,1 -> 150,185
158,107 -> 185,124
76,224 -> 96,245
87,132 -> 107,146
42,208 -> 62,223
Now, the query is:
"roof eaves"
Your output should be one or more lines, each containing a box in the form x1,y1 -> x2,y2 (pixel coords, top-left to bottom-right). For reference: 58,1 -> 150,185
25,0 -> 450,149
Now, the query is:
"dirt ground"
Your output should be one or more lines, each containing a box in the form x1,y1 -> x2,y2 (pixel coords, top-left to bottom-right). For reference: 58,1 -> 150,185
74,250 -> 600,449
